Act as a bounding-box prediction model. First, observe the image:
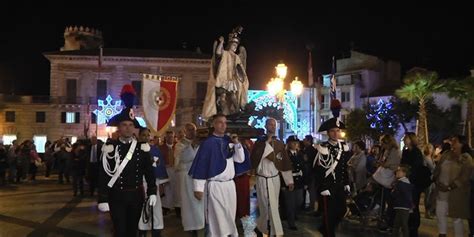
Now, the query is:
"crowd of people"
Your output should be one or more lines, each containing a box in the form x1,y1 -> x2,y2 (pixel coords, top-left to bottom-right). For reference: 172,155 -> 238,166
345,133 -> 474,237
1,122 -> 473,237
0,136 -> 105,196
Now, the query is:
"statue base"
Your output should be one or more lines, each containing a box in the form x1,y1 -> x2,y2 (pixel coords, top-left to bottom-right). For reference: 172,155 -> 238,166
197,103 -> 272,139
197,118 -> 264,139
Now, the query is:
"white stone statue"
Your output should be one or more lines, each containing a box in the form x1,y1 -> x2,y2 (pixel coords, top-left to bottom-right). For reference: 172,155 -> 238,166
202,26 -> 249,120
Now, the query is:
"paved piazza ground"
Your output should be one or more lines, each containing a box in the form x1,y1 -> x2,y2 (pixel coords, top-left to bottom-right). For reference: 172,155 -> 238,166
0,175 -> 463,237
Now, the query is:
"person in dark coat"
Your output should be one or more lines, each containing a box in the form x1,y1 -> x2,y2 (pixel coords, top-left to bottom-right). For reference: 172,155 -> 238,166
55,143 -> 71,184
16,141 -> 32,183
97,84 -> 157,237
281,135 -> 308,230
0,144 -> 7,186
44,141 -> 54,178
71,143 -> 87,196
314,117 -> 351,237
302,135 -> 317,212
401,132 -> 427,237
86,136 -> 103,196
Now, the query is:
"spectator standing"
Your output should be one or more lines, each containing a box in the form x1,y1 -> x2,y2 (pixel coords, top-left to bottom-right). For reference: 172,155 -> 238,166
434,135 -> 473,237
391,165 -> 414,237
401,132 -> 429,237
71,143 -> 87,196
348,141 -> 367,193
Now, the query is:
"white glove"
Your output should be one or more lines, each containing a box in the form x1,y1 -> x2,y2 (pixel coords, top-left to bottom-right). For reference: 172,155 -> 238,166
149,195 -> 157,206
320,190 -> 331,196
344,185 -> 351,193
98,203 -> 110,212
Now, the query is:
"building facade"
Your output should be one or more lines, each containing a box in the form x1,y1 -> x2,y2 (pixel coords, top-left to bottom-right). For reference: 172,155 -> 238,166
0,27 -> 212,146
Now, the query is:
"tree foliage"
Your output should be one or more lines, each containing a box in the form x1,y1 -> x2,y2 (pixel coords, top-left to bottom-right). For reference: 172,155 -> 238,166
346,108 -> 377,141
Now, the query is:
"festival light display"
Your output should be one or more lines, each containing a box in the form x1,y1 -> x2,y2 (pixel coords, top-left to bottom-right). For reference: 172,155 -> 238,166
247,90 -> 310,138
93,95 -> 122,125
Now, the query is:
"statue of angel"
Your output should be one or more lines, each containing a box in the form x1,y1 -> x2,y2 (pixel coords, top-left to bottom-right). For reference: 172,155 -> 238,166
202,26 -> 249,120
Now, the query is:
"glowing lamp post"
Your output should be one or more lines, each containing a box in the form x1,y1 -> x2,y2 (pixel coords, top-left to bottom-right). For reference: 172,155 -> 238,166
267,77 -> 284,96
275,63 -> 288,79
266,63 -> 304,139
290,77 -> 304,97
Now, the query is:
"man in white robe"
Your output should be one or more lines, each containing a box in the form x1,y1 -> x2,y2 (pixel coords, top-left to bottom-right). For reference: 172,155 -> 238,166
175,123 -> 205,236
159,131 -> 180,216
250,118 -> 294,237
189,114 -> 246,237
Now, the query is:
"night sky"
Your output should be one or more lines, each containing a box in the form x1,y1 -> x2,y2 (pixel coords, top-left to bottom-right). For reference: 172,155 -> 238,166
1,1 -> 473,95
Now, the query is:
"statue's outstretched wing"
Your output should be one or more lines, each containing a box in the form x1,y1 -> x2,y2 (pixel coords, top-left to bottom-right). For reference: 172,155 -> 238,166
238,46 -> 247,71
213,40 -> 218,57
211,40 -> 219,78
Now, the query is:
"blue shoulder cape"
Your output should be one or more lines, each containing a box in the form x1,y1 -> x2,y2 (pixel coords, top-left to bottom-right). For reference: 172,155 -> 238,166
150,145 -> 168,179
188,135 -> 250,179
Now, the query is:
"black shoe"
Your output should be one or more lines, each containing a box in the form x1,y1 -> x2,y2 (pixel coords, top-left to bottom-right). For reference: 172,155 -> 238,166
312,211 -> 321,217
175,207 -> 181,218
378,226 -> 391,233
289,226 -> 298,231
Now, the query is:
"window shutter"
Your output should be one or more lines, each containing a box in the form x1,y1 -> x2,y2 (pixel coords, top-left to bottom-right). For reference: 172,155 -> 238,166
91,112 -> 97,124
61,112 -> 66,123
75,112 -> 80,124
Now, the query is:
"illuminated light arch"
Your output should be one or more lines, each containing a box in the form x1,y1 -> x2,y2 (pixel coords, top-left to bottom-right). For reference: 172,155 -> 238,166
247,90 -> 310,138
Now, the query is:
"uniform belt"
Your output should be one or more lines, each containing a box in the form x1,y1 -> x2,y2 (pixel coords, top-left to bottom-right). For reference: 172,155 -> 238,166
256,174 -> 279,179
292,170 -> 303,177
113,187 -> 142,192
208,179 -> 232,182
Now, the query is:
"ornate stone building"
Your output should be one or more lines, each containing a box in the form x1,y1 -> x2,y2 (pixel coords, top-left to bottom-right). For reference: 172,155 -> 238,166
0,26 -> 211,148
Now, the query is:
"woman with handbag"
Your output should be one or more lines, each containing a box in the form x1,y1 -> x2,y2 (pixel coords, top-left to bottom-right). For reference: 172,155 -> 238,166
373,134 -> 401,231
433,135 -> 473,237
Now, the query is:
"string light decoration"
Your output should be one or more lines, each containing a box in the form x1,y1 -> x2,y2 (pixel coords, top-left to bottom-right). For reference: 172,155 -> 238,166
247,90 -> 310,138
93,95 -> 122,125
366,99 -> 398,135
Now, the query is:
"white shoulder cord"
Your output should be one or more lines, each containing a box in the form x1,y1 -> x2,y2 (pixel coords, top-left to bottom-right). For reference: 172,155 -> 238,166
102,146 -> 121,177
317,142 -> 342,169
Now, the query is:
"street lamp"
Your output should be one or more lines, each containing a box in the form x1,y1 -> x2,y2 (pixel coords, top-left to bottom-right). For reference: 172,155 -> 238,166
266,63 -> 303,98
290,77 -> 304,97
275,63 -> 288,79
266,63 -> 303,139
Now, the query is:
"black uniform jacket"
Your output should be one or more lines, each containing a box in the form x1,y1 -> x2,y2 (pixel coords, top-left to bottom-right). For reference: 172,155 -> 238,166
98,139 -> 157,203
313,141 -> 350,193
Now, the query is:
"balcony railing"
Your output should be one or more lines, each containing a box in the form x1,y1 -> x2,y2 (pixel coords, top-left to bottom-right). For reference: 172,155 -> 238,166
0,94 -> 105,105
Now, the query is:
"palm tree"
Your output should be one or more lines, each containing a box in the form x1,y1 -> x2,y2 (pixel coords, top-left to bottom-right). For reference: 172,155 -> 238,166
396,69 -> 444,148
444,75 -> 474,146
